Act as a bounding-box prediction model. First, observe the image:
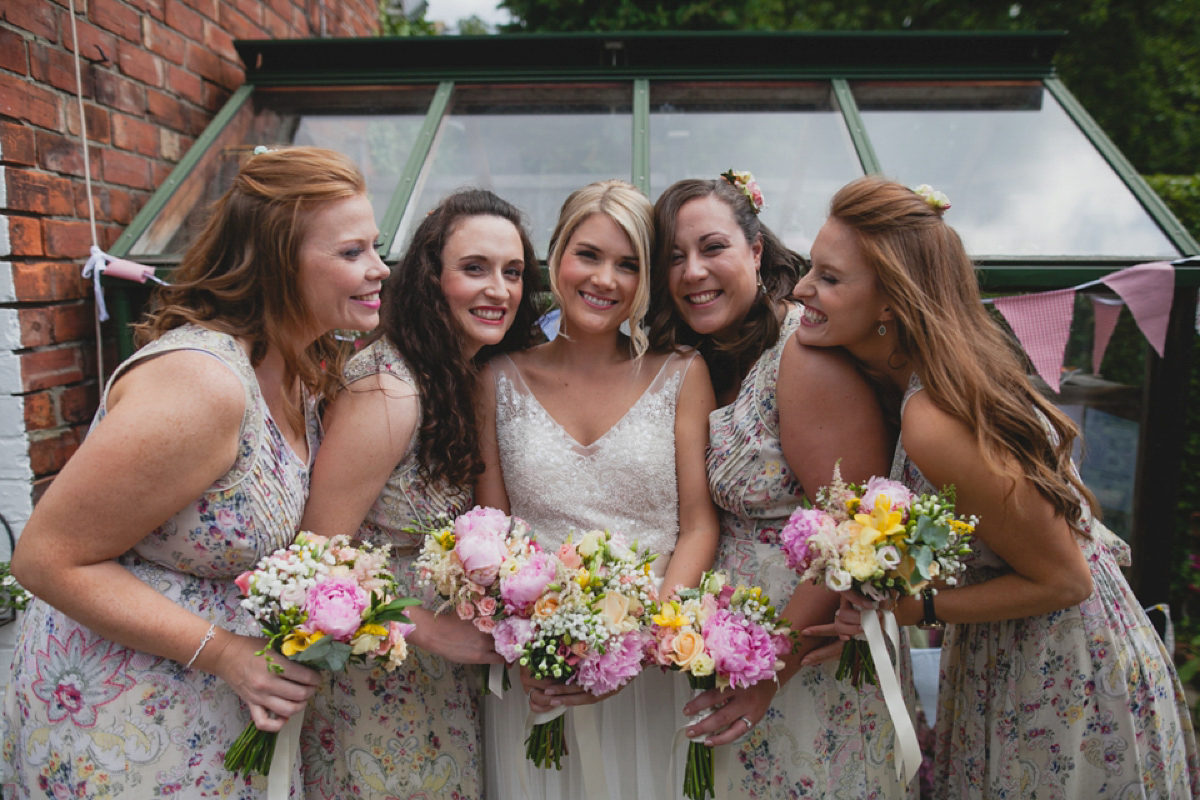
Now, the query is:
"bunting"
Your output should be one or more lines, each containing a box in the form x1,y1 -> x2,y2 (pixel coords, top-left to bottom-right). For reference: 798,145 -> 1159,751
1091,297 -> 1123,374
993,289 -> 1077,393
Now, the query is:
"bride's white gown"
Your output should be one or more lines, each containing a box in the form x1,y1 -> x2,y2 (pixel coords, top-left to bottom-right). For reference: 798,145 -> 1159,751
484,350 -> 700,800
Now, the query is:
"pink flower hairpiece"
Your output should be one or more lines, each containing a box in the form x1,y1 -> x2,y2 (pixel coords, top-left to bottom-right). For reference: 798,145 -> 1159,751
913,184 -> 951,213
721,169 -> 766,214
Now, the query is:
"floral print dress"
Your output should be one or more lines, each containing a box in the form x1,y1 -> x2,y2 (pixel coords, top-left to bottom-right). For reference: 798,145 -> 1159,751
893,376 -> 1200,799
0,324 -> 317,799
299,337 -> 481,800
707,304 -> 918,800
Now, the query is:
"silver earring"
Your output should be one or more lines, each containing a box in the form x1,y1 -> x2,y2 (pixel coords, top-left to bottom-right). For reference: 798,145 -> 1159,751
878,323 -> 887,336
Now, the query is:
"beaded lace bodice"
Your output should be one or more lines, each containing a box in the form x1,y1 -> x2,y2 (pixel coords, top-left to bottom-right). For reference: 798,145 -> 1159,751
492,350 -> 698,573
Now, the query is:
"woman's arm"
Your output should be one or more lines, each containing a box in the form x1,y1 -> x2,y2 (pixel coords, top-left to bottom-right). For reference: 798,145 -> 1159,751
660,355 -> 720,598
473,363 -> 511,513
11,351 -> 320,732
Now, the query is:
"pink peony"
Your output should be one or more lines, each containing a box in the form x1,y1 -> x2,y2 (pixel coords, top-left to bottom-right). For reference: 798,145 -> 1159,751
304,577 -> 369,640
702,609 -> 779,689
454,506 -> 510,541
859,477 -> 914,516
573,631 -> 650,695
492,617 -> 535,663
780,508 -> 836,571
455,534 -> 507,587
500,552 -> 558,614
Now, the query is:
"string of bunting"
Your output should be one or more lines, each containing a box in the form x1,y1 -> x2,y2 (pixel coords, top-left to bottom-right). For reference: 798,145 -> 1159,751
984,260 -> 1188,393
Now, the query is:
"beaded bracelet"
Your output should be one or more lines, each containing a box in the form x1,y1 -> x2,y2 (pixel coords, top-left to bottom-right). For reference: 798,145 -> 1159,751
185,623 -> 218,670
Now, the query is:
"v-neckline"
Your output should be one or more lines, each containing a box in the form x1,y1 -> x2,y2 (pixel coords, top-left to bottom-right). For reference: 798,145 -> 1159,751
500,353 -> 674,450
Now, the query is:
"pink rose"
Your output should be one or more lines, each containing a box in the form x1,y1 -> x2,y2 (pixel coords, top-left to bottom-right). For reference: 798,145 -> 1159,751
491,617 -> 534,663
304,577 -> 368,640
234,571 -> 253,596
475,617 -> 497,634
476,596 -> 498,617
455,534 -> 507,587
456,601 -> 476,620
500,552 -> 559,614
556,542 -> 582,570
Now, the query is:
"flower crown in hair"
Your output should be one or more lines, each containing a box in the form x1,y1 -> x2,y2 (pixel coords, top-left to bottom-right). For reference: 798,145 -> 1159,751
913,184 -> 951,213
721,169 -> 766,215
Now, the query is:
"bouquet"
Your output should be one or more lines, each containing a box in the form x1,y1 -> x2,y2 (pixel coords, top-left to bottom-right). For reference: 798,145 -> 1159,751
780,467 -> 975,687
226,532 -> 419,777
648,571 -> 793,800
493,529 -> 658,770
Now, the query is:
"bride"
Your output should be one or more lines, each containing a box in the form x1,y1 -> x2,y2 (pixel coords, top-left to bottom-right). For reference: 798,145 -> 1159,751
477,179 -> 719,800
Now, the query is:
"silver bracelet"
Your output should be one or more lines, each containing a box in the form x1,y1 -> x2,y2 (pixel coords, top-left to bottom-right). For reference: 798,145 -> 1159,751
185,623 -> 218,670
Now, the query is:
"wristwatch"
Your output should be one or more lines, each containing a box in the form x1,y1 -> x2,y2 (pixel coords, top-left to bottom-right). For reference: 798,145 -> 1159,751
917,587 -> 945,631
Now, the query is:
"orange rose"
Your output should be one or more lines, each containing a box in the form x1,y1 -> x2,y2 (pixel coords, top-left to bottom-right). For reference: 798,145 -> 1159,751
533,592 -> 561,619
671,630 -> 707,669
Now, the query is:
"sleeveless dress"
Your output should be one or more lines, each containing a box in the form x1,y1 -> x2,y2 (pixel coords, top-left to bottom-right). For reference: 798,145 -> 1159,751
483,350 -> 700,800
299,337 -> 482,800
706,305 -> 918,800
892,376 -> 1200,799
0,324 -> 317,799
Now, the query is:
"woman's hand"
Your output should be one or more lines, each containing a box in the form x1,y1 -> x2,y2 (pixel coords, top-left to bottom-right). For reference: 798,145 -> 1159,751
408,607 -> 505,665
203,631 -> 322,733
520,666 -> 619,714
798,591 -> 888,665
682,681 -> 778,746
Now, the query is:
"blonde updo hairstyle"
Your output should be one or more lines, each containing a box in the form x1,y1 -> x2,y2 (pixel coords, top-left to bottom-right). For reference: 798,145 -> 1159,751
546,180 -> 655,359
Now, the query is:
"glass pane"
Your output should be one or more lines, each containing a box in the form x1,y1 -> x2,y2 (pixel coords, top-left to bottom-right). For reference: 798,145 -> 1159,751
393,83 -> 632,259
131,86 -> 436,258
854,81 -> 1178,258
649,82 -> 861,255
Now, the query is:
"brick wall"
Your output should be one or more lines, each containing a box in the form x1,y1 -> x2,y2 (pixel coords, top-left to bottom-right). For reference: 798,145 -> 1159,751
0,0 -> 379,530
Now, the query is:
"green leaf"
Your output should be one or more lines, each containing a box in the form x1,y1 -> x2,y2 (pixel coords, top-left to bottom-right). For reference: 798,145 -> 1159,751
377,597 -> 421,614
910,545 -> 934,583
290,635 -> 336,665
913,514 -> 951,549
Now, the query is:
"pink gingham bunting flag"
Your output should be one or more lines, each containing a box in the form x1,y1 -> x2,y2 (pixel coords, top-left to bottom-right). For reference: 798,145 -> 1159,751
1101,262 -> 1175,357
993,289 -> 1076,393
1090,296 -> 1124,374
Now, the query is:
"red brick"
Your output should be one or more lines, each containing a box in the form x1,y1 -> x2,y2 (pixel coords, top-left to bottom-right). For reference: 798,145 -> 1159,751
59,383 -> 99,425
99,148 -> 151,189
92,70 -> 144,116
202,20 -> 237,63
12,261 -> 89,302
20,303 -> 94,348
72,182 -> 110,221
232,0 -> 264,27
0,73 -> 61,130
262,8 -> 290,38
217,59 -> 242,92
36,129 -> 102,178
108,187 -> 134,223
127,0 -> 165,20
7,216 -> 43,257
111,113 -> 158,157
291,3 -> 308,34
65,100 -> 112,144
150,161 -> 171,186
116,39 -> 163,86
60,13 -> 119,65
0,122 -> 38,167
5,0 -> 61,43
158,127 -> 184,161
184,41 -> 221,84
42,219 -> 93,259
201,80 -> 231,113
29,41 -> 91,95
184,0 -> 219,22
165,64 -> 203,106
142,17 -> 186,65
99,223 -> 123,249
21,346 -> 87,392
23,390 -> 56,431
145,87 -> 187,131
29,427 -> 83,476
6,169 -> 75,215
219,4 -> 260,40
165,0 -> 204,38
0,28 -> 30,75
89,0 -> 142,42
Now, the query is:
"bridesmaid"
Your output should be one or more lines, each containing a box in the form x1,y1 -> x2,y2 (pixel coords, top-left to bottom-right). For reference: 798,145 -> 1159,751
1,147 -> 382,798
797,176 -> 1200,798
477,179 -> 720,799
298,189 -> 543,799
649,172 -> 917,798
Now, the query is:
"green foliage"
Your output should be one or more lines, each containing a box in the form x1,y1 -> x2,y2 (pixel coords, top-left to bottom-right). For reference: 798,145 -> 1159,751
457,14 -> 492,35
379,0 -> 437,35
498,0 -> 1200,175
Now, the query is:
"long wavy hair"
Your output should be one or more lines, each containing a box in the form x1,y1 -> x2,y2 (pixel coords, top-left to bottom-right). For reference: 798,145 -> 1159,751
829,176 -> 1096,533
546,180 -> 655,359
137,146 -> 365,430
648,177 -> 805,396
381,189 -> 542,489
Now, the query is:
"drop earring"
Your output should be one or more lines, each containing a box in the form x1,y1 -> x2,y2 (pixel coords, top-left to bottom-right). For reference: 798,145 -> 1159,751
878,323 -> 887,336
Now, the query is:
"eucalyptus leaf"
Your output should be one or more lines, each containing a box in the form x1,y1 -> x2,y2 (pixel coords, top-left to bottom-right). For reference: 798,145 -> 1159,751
291,635 -> 335,665
913,515 -> 951,549
910,546 -> 934,582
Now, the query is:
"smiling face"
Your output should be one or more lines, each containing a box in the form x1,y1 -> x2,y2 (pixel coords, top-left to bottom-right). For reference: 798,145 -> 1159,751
297,193 -> 390,337
554,213 -> 641,337
666,195 -> 763,340
791,216 -> 892,357
439,214 -> 526,357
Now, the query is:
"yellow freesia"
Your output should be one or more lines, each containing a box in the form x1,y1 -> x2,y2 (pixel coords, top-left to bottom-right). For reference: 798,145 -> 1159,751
281,630 -> 324,657
855,495 -> 905,545
653,601 -> 686,629
576,568 -> 591,588
433,529 -> 455,550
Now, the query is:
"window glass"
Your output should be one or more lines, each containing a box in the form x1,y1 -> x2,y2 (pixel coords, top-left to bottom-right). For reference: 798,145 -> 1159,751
649,82 -> 861,255
854,81 -> 1178,258
393,84 -> 632,259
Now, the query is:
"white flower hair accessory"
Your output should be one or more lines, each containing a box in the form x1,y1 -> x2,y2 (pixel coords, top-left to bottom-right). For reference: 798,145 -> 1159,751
721,169 -> 767,214
913,184 -> 951,213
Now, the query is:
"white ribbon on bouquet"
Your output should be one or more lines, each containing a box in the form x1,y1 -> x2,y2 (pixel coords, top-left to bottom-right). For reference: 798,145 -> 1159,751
519,704 -> 611,800
859,606 -> 922,785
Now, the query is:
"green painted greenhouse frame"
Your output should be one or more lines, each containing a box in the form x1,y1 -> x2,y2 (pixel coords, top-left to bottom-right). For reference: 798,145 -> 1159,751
104,30 -> 1198,604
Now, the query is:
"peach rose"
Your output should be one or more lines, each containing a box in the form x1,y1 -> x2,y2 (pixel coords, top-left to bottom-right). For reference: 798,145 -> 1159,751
671,630 -> 707,669
533,593 -> 561,619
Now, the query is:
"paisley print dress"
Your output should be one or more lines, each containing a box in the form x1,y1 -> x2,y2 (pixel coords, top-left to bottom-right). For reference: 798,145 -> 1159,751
707,305 -> 918,800
893,376 -> 1200,799
0,324 -> 317,799
299,337 -> 481,800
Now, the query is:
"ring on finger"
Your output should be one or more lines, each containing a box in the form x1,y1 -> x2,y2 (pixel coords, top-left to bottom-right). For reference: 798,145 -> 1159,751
739,715 -> 753,730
